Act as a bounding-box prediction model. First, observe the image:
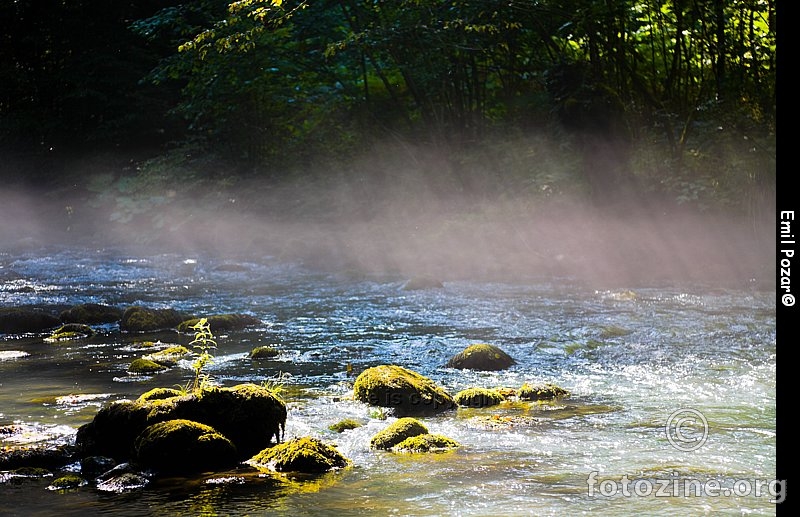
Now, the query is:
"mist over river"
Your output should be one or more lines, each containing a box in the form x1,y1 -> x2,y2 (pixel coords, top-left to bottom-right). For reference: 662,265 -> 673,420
0,244 -> 777,516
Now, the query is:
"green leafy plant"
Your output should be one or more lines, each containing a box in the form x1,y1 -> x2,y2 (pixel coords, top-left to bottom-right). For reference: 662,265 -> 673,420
260,371 -> 290,396
189,318 -> 217,392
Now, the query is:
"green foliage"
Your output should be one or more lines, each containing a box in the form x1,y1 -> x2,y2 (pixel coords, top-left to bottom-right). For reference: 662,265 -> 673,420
189,317 -> 218,391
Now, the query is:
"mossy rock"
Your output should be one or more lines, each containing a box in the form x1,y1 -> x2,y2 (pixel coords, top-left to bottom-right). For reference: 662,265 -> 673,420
249,436 -> 350,473
11,466 -> 52,477
353,365 -> 456,416
0,307 -> 60,334
49,473 -> 86,490
59,303 -> 123,324
134,419 -> 237,473
128,358 -> 169,374
120,306 -> 187,332
445,344 -> 516,371
0,444 -> 75,470
328,419 -> 363,433
392,433 -> 460,453
142,346 -> 191,367
517,383 -> 569,401
76,383 -> 286,461
138,387 -> 186,401
370,417 -> 428,450
177,313 -> 261,333
453,388 -> 505,408
249,346 -> 279,359
44,323 -> 95,343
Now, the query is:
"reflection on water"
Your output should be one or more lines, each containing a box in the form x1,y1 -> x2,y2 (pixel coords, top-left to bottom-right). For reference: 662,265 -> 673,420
0,249 -> 777,516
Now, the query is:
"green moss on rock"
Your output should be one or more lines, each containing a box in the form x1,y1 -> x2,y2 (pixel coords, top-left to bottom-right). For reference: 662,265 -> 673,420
45,323 -> 95,343
328,418 -> 363,433
49,473 -> 85,490
120,306 -> 187,332
353,365 -> 456,416
370,417 -> 428,450
76,383 -> 287,462
142,345 -> 190,367
453,387 -> 505,408
445,344 -> 516,371
517,383 -> 569,401
249,436 -> 350,473
134,419 -> 237,473
177,313 -> 261,333
249,346 -> 279,359
128,358 -> 169,374
392,433 -> 460,453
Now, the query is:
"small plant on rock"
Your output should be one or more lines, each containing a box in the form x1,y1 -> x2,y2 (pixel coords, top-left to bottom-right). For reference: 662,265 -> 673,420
189,318 -> 217,392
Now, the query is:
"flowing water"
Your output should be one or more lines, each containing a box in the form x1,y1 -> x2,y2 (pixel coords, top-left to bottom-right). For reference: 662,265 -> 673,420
0,247 -> 777,516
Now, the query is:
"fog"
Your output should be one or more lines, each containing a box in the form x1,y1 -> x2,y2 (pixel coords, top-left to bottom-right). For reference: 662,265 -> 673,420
0,142 -> 776,290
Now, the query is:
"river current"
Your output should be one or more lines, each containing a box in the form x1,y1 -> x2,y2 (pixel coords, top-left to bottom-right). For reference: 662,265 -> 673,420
0,247 -> 777,516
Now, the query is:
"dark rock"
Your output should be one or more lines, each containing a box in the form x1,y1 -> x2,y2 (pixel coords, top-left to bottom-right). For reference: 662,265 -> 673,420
120,306 -> 187,332
0,307 -> 60,334
59,303 -> 123,324
177,313 -> 261,333
0,445 -> 75,470
76,383 -> 286,461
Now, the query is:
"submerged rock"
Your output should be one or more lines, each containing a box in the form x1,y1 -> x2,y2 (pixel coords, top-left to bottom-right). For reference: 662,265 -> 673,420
128,357 -> 169,374
48,473 -> 86,490
445,343 -> 516,371
0,307 -> 60,334
353,365 -> 456,416
76,383 -> 286,462
142,346 -> 191,367
453,387 -> 505,408
249,346 -> 280,359
392,433 -> 460,453
249,436 -> 350,474
59,303 -> 123,324
0,445 -> 75,470
134,419 -> 238,473
370,417 -> 428,450
328,419 -> 363,433
120,306 -> 187,332
45,323 -> 95,343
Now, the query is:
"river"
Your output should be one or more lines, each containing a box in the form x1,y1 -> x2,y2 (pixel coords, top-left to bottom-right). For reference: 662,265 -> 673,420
0,246 -> 777,516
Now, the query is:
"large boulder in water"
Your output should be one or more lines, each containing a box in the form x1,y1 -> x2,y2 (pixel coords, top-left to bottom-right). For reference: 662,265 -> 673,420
59,303 -> 123,324
0,307 -> 60,334
120,306 -> 187,332
134,419 -> 238,473
353,365 -> 456,416
76,383 -> 286,461
445,343 -> 516,371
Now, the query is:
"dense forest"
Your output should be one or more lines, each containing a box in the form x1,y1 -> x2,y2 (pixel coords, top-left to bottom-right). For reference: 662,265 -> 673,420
0,0 -> 777,231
